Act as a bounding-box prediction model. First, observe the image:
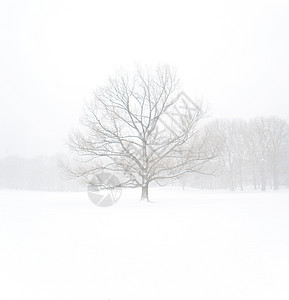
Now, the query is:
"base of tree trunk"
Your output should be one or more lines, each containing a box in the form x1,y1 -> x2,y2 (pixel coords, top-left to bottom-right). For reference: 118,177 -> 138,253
140,185 -> 149,202
140,198 -> 155,203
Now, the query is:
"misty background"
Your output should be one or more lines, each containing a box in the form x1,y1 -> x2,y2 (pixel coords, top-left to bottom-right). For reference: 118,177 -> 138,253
1,0 -> 289,191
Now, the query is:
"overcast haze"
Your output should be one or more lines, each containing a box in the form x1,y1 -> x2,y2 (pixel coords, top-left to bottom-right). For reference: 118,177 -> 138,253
1,0 -> 289,158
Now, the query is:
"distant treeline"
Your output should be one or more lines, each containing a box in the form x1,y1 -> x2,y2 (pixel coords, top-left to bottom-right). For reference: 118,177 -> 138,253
187,116 -> 289,191
0,154 -> 81,191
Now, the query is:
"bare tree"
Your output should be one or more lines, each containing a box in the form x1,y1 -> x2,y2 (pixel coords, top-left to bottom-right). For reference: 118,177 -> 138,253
64,66 -> 218,201
207,120 -> 238,191
260,117 -> 289,190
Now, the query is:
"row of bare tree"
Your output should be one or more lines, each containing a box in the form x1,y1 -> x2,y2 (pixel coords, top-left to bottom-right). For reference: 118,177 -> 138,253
191,116 -> 289,191
1,66 -> 288,196
1,116 -> 288,193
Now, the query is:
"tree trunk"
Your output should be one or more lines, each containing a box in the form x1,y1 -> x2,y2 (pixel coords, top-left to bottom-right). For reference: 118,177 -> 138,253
273,171 -> 279,190
261,174 -> 266,191
230,172 -> 235,191
141,184 -> 149,201
253,171 -> 257,190
239,164 -> 243,191
271,161 -> 279,190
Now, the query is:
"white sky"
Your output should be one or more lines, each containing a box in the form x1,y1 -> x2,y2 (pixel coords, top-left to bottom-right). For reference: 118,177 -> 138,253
1,0 -> 289,158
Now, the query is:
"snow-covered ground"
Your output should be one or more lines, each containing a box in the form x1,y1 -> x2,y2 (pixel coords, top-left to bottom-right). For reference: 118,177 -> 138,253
0,187 -> 289,300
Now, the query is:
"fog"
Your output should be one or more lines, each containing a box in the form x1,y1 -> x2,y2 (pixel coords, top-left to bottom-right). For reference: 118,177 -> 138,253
1,0 -> 289,158
2,2 -> 289,299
